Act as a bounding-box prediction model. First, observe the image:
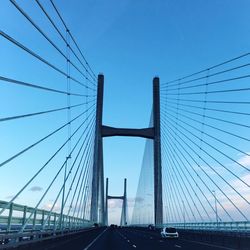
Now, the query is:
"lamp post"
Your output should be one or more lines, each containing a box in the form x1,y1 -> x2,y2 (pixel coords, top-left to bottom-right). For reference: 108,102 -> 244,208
182,200 -> 186,229
212,190 -> 219,229
82,186 -> 89,221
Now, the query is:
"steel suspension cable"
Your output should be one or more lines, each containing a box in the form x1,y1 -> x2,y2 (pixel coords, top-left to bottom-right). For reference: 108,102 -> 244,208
161,63 -> 250,89
76,161 -> 91,219
162,160 -> 175,223
20,112 -> 95,232
0,103 -> 96,168
76,141 -> 95,221
162,141 -> 203,221
9,0 -> 96,87
164,100 -> 250,116
161,83 -> 250,96
54,119 -> 95,228
0,30 -> 95,91
82,156 -> 94,220
66,146 -> 91,218
0,108 -> 96,215
66,122 -> 95,217
162,152 -> 192,222
35,0 -> 96,84
163,103 -> 250,129
162,107 -> 250,176
162,160 -> 183,222
162,131 -> 220,220
45,119 -> 95,229
161,103 -> 249,142
162,146 -> 197,222
78,152 -> 93,220
163,139 -> 212,221
0,102 -> 91,122
164,140 -> 211,221
61,112 -> 95,212
161,121 -> 233,221
163,112 -> 250,204
0,75 -> 93,97
161,116 -> 249,220
162,75 -> 250,92
49,0 -> 97,81
67,153 -> 90,219
162,97 -> 250,105
162,52 -> 250,86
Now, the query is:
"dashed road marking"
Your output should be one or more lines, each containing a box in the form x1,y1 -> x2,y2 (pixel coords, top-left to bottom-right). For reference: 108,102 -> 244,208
83,228 -> 108,250
175,245 -> 182,248
117,230 -> 139,249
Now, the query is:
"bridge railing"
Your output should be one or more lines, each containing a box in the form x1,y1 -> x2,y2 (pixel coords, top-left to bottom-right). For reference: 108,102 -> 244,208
164,222 -> 250,233
0,200 -> 92,233
130,221 -> 250,233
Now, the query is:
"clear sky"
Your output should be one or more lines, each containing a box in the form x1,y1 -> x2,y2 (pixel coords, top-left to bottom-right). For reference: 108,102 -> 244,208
0,0 -> 250,224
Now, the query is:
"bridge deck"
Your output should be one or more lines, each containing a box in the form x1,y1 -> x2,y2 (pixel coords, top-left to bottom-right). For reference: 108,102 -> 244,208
3,227 -> 250,250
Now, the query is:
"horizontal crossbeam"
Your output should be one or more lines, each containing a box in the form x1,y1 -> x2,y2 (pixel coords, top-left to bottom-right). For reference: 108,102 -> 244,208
107,195 -> 125,200
102,125 -> 154,139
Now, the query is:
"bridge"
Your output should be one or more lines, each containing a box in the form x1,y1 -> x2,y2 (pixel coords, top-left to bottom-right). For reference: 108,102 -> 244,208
0,1 -> 250,249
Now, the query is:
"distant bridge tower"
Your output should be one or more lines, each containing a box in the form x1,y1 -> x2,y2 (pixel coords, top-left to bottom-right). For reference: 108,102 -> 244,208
90,74 -> 163,226
105,178 -> 127,226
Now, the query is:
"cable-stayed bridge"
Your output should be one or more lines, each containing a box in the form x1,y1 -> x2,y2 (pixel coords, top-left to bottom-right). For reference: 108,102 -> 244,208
0,1 -> 250,249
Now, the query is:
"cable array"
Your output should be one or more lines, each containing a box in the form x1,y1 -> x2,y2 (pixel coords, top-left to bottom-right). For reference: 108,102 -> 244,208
161,53 -> 250,223
131,116 -> 154,225
0,0 -> 97,232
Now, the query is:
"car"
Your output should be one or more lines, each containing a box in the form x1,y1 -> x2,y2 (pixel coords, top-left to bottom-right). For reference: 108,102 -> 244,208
160,227 -> 179,239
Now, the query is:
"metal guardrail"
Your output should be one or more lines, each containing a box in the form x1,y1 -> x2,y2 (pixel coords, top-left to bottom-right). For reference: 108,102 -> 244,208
0,227 -> 99,248
163,222 -> 250,232
131,221 -> 250,233
0,200 -> 92,233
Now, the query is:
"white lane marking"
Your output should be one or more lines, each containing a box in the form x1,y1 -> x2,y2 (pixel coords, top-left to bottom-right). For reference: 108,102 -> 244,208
181,239 -> 235,250
83,228 -> 108,250
118,230 -> 138,248
117,231 -> 129,241
119,233 -> 126,240
175,245 -> 182,248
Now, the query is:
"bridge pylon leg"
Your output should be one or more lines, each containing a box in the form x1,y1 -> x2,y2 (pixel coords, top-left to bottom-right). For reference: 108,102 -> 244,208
153,77 -> 163,226
91,75 -> 162,227
90,74 -> 105,224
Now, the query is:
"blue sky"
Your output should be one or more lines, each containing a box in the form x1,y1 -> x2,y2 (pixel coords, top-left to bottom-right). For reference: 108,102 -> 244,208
0,0 -> 250,224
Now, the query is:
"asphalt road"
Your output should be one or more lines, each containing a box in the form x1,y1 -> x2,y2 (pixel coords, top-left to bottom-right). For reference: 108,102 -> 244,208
8,227 -> 240,250
84,227 -> 236,250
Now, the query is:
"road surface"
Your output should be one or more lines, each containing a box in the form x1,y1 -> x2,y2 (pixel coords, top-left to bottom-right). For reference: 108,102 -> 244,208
11,227 -> 239,250
83,227 -> 235,250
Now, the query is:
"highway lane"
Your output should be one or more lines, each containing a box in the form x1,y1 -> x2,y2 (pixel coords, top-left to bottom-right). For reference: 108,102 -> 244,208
9,227 -> 106,250
85,227 -> 236,250
124,227 -> 238,249
8,227 -> 238,250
